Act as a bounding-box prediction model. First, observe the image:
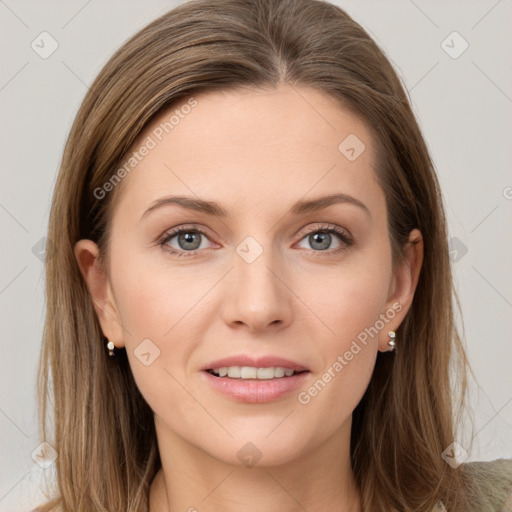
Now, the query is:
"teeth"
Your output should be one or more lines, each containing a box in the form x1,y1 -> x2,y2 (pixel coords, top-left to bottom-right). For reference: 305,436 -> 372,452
241,366 -> 257,379
227,366 -> 241,378
256,367 -> 275,379
211,366 -> 300,379
274,367 -> 285,378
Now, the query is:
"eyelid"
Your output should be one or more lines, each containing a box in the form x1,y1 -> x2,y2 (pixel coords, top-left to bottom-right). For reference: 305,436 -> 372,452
299,223 -> 352,239
294,223 -> 353,252
157,224 -> 214,248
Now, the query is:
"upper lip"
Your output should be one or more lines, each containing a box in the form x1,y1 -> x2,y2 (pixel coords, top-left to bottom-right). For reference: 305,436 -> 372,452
201,355 -> 309,372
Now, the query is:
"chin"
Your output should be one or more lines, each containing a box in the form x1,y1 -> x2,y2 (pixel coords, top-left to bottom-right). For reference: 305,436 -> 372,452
204,427 -> 312,468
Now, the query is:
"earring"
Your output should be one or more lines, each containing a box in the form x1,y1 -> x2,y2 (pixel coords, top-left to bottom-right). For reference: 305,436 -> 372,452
387,330 -> 396,351
105,338 -> 115,357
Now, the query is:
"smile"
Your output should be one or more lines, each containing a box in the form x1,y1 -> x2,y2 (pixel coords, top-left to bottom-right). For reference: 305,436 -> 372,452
207,366 -> 306,379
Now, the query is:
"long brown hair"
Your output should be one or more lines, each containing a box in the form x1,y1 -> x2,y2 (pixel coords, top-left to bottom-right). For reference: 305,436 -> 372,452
37,0 -> 480,510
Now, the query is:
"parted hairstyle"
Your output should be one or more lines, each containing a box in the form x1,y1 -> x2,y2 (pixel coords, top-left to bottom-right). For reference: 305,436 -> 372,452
37,0 -> 481,510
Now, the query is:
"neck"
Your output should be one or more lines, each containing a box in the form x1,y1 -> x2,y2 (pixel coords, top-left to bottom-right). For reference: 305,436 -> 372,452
149,416 -> 362,512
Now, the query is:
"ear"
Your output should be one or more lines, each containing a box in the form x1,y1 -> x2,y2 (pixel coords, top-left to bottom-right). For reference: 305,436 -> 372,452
74,239 -> 126,349
378,228 -> 424,352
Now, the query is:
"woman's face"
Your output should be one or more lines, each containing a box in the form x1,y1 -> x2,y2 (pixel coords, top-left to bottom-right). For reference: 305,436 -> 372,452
76,83 -> 421,467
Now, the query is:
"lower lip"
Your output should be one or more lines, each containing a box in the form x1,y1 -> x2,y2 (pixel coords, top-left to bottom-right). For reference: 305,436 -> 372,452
201,370 -> 311,403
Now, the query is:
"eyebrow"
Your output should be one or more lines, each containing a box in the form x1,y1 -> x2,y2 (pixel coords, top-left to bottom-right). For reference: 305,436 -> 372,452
140,193 -> 370,220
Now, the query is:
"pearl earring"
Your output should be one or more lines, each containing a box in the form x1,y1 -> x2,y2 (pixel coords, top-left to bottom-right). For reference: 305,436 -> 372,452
387,330 -> 396,351
105,338 -> 115,356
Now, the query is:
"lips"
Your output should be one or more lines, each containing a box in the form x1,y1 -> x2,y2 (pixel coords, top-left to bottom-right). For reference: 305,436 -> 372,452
201,368 -> 310,403
200,355 -> 311,403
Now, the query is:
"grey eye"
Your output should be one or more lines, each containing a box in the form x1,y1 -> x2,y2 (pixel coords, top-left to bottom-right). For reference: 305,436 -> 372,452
176,231 -> 202,250
297,230 -> 344,251
308,232 -> 332,250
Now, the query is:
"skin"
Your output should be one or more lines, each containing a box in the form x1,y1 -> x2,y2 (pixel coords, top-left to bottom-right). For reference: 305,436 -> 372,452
75,82 -> 423,512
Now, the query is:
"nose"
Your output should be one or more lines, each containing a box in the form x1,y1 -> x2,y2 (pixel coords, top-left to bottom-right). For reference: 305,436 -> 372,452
220,241 -> 294,333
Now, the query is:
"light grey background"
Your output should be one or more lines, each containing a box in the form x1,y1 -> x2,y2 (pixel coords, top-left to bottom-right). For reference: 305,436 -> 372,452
1,1 -> 511,510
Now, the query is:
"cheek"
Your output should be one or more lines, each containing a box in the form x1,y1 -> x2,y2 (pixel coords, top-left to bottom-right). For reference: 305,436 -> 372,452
301,248 -> 392,348
292,248 -> 391,423
110,243 -> 217,342
108,247 -> 234,415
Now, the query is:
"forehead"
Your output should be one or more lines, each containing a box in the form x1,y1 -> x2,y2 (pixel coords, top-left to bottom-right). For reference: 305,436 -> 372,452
111,83 -> 383,224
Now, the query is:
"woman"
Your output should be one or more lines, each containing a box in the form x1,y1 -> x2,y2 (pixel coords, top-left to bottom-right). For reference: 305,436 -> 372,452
35,0 -> 512,510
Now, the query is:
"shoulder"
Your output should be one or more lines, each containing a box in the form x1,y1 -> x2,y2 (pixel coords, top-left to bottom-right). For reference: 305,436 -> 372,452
461,458 -> 512,511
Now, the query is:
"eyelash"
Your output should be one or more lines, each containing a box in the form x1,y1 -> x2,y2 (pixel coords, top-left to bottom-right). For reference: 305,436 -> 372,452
157,223 -> 353,258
